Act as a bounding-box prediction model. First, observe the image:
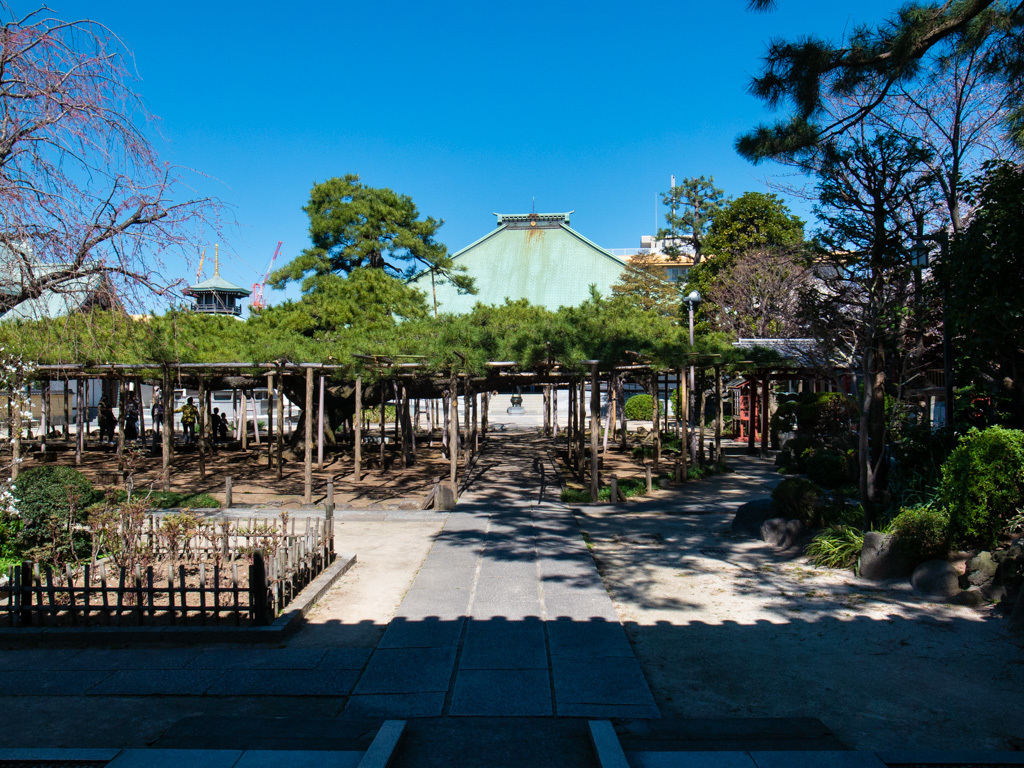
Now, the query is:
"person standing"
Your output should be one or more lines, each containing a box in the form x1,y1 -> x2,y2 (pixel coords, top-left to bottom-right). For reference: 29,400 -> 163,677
176,396 -> 198,445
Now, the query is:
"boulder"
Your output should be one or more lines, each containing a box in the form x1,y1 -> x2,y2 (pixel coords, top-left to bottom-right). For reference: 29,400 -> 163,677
912,559 -> 962,597
859,532 -> 910,581
732,499 -> 773,538
982,584 -> 1008,604
783,519 -> 808,549
949,588 -> 987,607
436,480 -> 458,511
967,551 -> 998,587
760,518 -> 789,547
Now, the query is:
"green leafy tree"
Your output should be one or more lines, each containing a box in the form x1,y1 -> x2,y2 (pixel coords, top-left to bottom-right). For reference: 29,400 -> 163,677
270,174 -> 475,302
941,161 -> 1024,426
803,132 -> 936,524
737,1 -> 1024,161
611,252 -> 680,317
656,176 -> 726,263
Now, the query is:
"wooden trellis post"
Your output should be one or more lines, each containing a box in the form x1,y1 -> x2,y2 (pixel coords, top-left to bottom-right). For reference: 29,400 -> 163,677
577,378 -> 586,479
353,375 -> 362,481
162,367 -> 173,492
276,370 -> 284,480
317,374 -> 325,471
63,378 -> 70,439
651,373 -> 661,472
543,385 -> 551,436
266,372 -> 275,468
552,382 -> 559,438
378,381 -> 386,471
679,365 -> 689,481
463,379 -> 471,469
198,376 -> 207,480
590,363 -> 600,502
481,391 -> 488,438
715,364 -> 724,463
117,377 -> 127,470
449,373 -> 458,484
304,367 -> 314,504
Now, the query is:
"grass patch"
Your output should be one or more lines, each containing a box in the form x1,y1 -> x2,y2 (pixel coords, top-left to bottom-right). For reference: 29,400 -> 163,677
107,490 -> 221,509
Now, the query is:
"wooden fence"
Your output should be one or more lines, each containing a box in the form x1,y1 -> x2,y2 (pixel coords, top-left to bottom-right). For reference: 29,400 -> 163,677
0,515 -> 335,627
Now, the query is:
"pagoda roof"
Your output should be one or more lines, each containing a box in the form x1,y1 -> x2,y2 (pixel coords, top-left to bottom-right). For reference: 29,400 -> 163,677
186,272 -> 251,297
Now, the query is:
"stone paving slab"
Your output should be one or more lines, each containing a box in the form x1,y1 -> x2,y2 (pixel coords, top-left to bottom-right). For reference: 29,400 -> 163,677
234,750 -> 363,768
58,649 -> 201,670
107,748 -> 244,767
0,649 -> 82,669
343,692 -> 445,718
459,624 -> 548,670
631,751 -> 758,767
449,669 -> 553,716
468,599 -> 544,620
317,648 -> 374,669
88,669 -> 224,696
377,618 -> 463,649
187,648 -> 328,670
353,647 -> 458,694
546,620 -> 637,658
749,752 -> 887,768
206,669 -> 361,696
552,656 -> 659,708
0,670 -> 113,695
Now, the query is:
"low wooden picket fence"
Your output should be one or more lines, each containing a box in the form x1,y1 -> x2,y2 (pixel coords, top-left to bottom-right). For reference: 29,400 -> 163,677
0,515 -> 335,628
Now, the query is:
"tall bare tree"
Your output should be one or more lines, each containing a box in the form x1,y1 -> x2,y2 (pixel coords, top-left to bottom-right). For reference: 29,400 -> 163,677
0,6 -> 220,311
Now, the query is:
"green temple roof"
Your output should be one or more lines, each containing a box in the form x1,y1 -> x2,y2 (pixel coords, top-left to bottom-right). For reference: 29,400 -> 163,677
409,212 -> 628,314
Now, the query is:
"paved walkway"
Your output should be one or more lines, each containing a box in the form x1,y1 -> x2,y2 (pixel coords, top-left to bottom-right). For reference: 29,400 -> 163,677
341,434 -> 660,719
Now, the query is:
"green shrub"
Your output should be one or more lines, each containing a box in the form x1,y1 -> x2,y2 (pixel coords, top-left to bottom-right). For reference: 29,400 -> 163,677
939,426 -> 1024,547
11,466 -> 96,562
776,435 -> 819,474
105,490 -> 221,509
624,394 -> 665,421
771,398 -> 800,435
771,477 -> 823,525
887,505 -> 950,564
805,449 -> 851,490
795,392 -> 857,442
806,525 -> 864,571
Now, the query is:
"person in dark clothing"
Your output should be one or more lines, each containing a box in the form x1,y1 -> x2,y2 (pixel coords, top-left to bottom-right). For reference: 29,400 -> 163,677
97,398 -> 115,442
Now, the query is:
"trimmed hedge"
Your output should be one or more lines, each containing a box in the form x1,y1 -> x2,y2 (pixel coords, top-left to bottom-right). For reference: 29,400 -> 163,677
11,466 -> 96,559
624,394 -> 666,421
887,505 -> 950,564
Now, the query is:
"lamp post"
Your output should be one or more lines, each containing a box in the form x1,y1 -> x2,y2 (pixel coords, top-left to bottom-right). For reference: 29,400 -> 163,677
683,290 -> 701,462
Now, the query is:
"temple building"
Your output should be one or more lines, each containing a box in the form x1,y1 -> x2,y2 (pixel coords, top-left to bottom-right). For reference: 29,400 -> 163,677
409,212 -> 629,314
184,246 -> 250,316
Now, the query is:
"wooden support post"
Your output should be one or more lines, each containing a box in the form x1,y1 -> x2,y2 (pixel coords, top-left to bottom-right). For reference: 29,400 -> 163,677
40,380 -> 49,452
552,383 -> 559,438
136,379 -> 146,448
747,379 -> 757,455
225,476 -> 232,508
590,363 -> 600,502
304,367 -> 314,504
378,382 -> 386,471
603,374 -> 613,455
645,465 -> 653,494
276,371 -> 284,480
240,390 -> 248,450
11,368 -> 22,480
618,375 -> 627,450
449,374 -> 458,485
317,374 -> 325,471
267,372 -> 275,468
481,391 -> 489,438
543,385 -> 551,436
651,374 -> 661,471
679,366 -> 689,480
250,389 -> 260,445
578,378 -> 586,479
75,377 -> 84,466
117,378 -> 127,470
567,380 -> 575,464
353,375 -> 362,481
198,376 -> 207,480
471,389 -> 478,455
397,381 -> 409,469
62,379 -> 70,439
715,364 -> 723,463
610,475 -> 619,504
761,372 -> 770,455
162,368 -> 172,491
326,478 -> 335,517
462,380 -> 471,469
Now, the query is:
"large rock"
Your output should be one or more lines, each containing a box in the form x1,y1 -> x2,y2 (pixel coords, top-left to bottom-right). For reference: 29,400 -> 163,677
859,532 -> 910,581
732,499 -> 773,538
967,551 -> 998,587
912,559 -> 962,597
784,519 -> 809,549
950,588 -> 987,607
760,518 -> 789,547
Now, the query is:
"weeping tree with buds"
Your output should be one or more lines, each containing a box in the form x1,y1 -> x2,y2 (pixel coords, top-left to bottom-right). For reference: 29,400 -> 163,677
0,5 -> 220,314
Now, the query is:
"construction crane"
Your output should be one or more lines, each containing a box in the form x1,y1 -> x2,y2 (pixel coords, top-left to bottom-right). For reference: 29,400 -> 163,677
250,240 -> 283,310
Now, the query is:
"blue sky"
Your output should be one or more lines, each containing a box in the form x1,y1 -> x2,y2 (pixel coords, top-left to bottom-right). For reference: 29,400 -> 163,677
13,0 -> 898,309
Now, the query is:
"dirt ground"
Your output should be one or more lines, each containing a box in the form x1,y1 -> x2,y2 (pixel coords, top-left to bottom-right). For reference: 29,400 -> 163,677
574,453 -> 1024,753
14,431 -> 455,508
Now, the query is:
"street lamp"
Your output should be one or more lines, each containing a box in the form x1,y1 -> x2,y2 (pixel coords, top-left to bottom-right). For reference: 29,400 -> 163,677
683,290 -> 701,461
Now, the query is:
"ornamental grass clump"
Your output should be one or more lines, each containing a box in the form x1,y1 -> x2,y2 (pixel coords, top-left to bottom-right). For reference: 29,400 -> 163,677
939,426 -> 1024,548
806,525 -> 864,571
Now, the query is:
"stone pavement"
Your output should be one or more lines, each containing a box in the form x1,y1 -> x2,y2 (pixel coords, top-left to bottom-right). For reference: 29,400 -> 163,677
341,433 -> 660,719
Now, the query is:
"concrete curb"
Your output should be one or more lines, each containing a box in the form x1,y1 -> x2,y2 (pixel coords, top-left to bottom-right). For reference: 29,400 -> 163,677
0,553 -> 356,647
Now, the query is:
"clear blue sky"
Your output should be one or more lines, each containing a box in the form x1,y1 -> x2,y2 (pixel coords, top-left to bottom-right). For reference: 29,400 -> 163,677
13,0 -> 898,310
